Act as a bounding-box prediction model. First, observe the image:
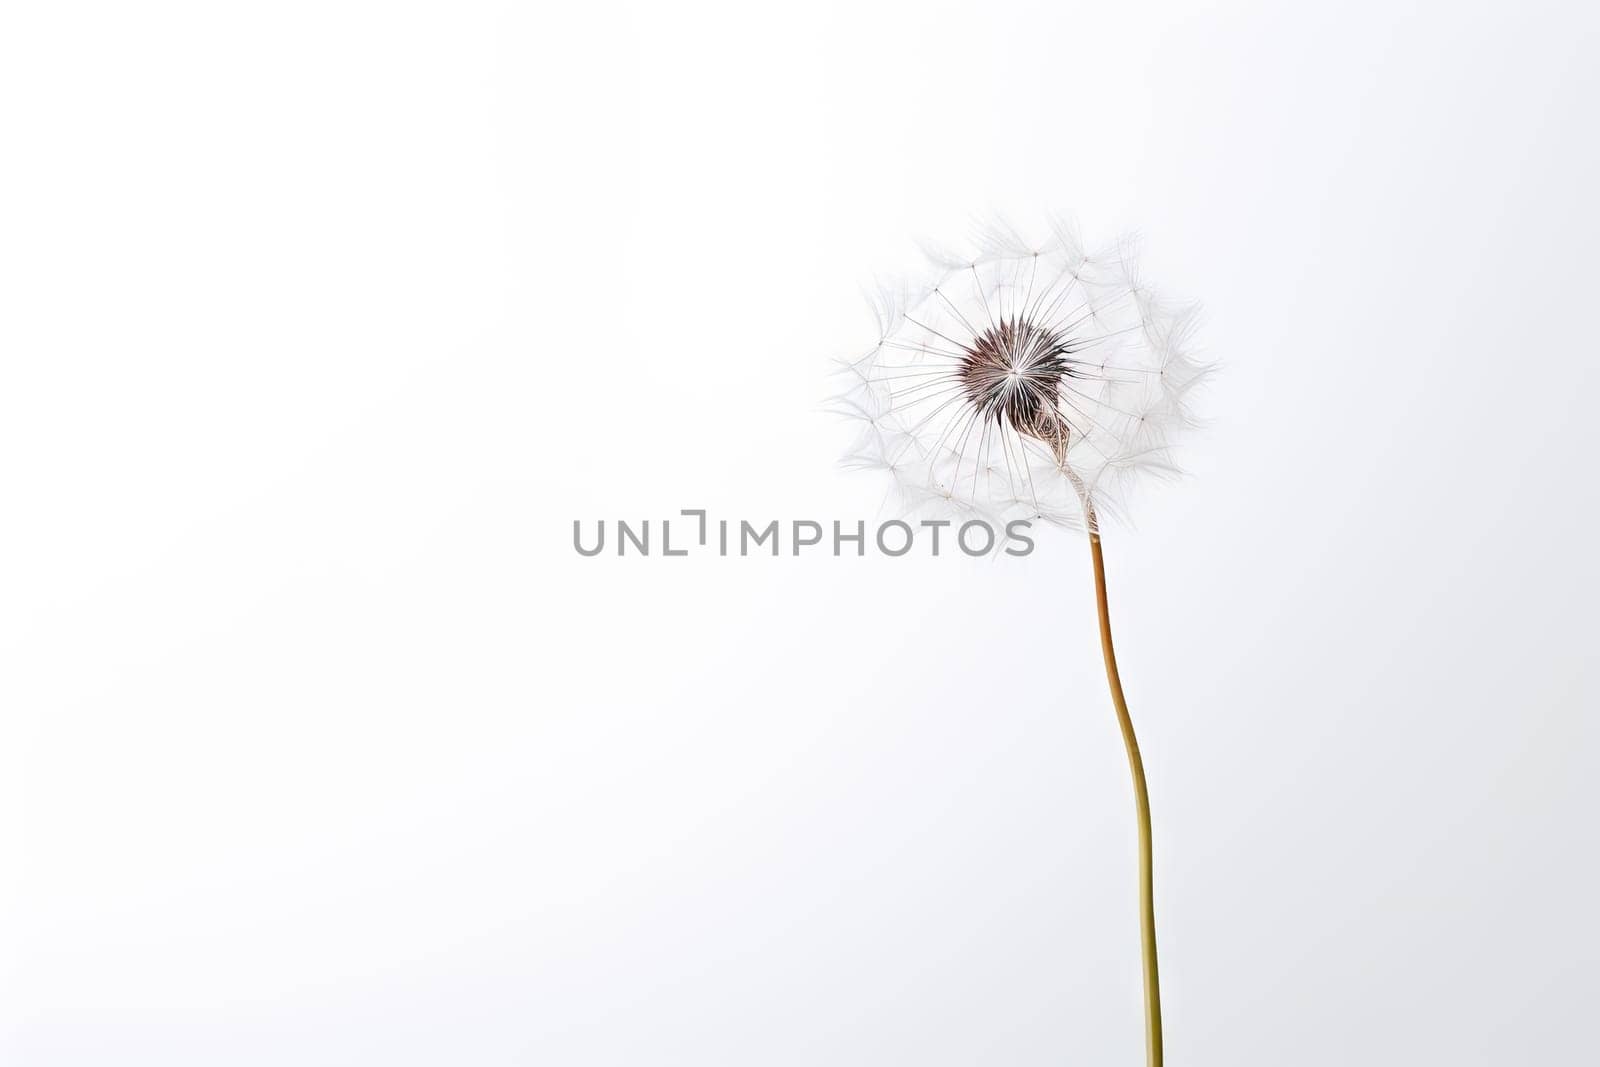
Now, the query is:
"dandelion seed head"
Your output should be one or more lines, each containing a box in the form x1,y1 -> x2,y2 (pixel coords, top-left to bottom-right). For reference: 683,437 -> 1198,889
831,219 -> 1210,533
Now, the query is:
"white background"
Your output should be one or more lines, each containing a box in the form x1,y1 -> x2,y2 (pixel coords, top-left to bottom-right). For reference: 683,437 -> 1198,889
3,1 -> 1597,1064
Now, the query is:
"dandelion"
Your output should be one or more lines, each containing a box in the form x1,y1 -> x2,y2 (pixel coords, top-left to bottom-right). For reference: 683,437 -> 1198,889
834,220 -> 1210,1067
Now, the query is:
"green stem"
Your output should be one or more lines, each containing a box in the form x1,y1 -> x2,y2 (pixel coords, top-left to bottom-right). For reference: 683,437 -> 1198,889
1089,531 -> 1164,1067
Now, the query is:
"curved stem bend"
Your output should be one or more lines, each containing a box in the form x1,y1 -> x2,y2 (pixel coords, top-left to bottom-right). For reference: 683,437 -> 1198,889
1088,531 -> 1164,1067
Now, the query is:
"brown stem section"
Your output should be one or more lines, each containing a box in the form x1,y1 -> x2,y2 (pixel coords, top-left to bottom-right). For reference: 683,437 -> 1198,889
1089,531 -> 1164,1067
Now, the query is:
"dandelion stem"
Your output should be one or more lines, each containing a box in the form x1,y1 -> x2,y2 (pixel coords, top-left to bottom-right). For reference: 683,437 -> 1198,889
1088,530 -> 1164,1067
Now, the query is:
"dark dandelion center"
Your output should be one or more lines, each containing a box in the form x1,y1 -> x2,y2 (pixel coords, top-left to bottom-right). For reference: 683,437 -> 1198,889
958,316 -> 1080,452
